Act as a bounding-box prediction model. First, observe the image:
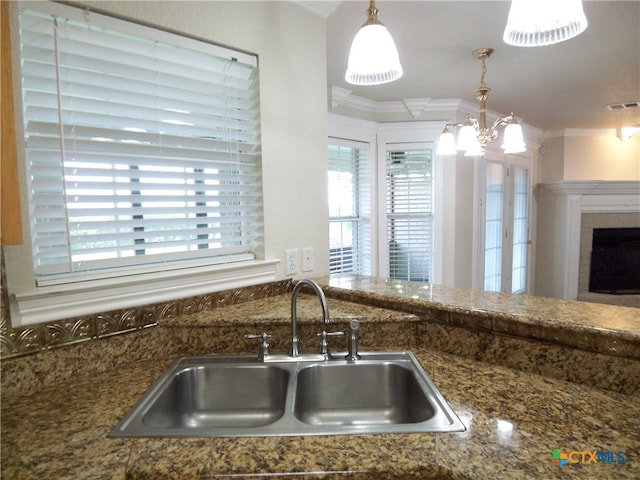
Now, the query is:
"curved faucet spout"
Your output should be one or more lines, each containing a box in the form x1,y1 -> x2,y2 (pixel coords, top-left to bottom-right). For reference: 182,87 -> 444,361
289,279 -> 330,357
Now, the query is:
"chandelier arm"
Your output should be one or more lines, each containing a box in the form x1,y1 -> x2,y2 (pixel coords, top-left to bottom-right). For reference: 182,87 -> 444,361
491,113 -> 516,131
443,121 -> 465,131
480,128 -> 498,142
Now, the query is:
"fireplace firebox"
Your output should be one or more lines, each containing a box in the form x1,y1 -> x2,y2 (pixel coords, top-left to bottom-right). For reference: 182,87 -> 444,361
589,228 -> 640,295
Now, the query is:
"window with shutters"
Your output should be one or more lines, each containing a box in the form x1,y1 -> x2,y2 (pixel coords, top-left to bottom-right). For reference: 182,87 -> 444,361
385,147 -> 433,282
17,3 -> 262,286
328,140 -> 372,274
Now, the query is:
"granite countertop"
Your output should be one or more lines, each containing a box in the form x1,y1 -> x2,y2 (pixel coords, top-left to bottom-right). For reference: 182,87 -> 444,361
321,274 -> 640,359
162,291 -> 421,327
2,348 -> 638,479
2,277 -> 639,479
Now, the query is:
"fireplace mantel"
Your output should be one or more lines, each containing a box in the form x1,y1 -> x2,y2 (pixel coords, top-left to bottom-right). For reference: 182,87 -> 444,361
538,181 -> 640,302
543,180 -> 640,197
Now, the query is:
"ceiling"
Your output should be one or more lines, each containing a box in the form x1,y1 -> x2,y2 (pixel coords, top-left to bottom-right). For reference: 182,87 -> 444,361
308,1 -> 640,132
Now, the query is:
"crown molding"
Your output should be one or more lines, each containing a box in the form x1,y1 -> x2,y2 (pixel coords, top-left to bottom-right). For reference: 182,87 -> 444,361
402,98 -> 432,119
293,1 -> 342,18
327,86 -> 546,145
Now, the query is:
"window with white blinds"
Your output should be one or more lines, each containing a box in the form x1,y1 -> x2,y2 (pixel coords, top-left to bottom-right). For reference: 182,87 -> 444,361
328,140 -> 371,274
385,147 -> 433,282
18,4 -> 262,285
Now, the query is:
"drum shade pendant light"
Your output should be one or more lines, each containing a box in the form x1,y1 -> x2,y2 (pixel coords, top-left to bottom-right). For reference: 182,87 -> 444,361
437,48 -> 526,157
345,0 -> 403,85
503,0 -> 588,47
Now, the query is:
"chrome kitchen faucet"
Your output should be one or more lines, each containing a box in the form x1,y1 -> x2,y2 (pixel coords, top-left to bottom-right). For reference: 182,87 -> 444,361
289,279 -> 330,357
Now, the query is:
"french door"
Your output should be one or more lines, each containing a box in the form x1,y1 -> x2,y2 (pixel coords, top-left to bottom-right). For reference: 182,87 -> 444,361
479,155 -> 531,293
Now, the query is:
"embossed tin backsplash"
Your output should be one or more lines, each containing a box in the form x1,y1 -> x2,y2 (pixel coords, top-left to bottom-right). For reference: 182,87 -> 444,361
0,252 -> 292,359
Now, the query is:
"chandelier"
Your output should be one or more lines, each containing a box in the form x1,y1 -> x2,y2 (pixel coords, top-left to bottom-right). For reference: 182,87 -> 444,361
345,0 -> 403,86
437,48 -> 526,157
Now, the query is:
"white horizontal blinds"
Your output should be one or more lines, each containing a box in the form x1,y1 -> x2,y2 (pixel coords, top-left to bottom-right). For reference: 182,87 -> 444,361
19,5 -> 262,281
386,147 -> 432,282
328,139 -> 371,274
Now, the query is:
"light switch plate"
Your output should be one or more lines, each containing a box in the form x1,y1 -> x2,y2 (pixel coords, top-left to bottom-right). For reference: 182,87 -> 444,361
302,247 -> 313,272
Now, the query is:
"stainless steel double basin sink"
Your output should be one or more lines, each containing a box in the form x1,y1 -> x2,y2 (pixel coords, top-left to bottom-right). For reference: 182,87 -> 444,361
110,351 -> 465,437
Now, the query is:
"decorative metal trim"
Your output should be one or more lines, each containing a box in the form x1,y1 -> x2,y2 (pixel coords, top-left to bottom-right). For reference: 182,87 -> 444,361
0,259 -> 292,359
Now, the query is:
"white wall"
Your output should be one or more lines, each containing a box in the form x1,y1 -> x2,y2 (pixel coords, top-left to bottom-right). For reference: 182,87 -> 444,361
74,1 -> 331,280
534,187 -> 570,298
534,130 -> 640,299
563,133 -> 640,181
540,131 -> 640,182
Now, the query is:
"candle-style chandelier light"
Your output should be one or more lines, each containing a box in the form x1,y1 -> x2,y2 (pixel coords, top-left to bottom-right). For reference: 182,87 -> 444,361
437,48 -> 526,157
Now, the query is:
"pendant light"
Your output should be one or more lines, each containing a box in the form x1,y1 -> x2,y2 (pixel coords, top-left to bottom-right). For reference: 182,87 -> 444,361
345,0 -> 403,86
503,0 -> 588,47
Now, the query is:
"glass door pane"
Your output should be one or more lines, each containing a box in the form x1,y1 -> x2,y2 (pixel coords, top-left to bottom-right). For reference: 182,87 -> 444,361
511,166 -> 529,293
484,162 -> 504,292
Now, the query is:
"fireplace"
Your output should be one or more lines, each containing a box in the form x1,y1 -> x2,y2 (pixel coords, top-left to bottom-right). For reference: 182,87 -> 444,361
540,181 -> 640,308
589,228 -> 640,294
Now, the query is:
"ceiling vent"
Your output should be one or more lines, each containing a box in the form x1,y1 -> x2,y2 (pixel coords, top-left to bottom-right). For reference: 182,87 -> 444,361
607,101 -> 640,111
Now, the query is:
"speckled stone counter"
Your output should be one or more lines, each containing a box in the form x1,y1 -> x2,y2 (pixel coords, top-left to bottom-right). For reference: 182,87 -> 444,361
3,276 -> 640,479
158,292 -> 422,357
321,274 -> 640,359
319,275 -> 640,396
2,350 -> 639,479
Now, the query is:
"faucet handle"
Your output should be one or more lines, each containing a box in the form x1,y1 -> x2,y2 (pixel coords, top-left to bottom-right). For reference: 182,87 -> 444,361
345,319 -> 361,361
243,332 -> 271,362
316,330 -> 344,357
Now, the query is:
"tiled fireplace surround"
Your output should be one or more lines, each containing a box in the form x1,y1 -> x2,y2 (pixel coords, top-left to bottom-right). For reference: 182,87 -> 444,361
543,180 -> 640,308
578,212 -> 640,307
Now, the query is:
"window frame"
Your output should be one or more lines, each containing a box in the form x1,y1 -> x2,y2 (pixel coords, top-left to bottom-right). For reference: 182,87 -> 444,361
382,142 -> 434,282
328,138 -> 372,275
328,115 -> 444,283
328,114 -> 378,276
5,2 -> 276,326
474,150 -> 533,294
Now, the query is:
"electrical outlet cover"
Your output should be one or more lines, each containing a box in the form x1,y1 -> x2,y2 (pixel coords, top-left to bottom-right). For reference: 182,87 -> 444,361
285,248 -> 298,275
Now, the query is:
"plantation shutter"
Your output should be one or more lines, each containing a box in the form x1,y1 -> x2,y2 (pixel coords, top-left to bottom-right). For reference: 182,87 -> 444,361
385,146 -> 432,282
18,4 -> 262,285
328,138 -> 371,275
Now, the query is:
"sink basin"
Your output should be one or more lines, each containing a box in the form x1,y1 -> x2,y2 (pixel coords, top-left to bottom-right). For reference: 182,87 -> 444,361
143,365 -> 289,429
110,352 -> 465,437
294,362 -> 434,426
